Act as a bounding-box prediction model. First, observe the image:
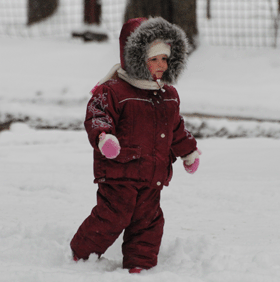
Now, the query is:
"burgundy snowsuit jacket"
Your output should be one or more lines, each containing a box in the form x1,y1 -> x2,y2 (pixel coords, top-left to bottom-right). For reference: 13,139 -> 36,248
84,77 -> 197,189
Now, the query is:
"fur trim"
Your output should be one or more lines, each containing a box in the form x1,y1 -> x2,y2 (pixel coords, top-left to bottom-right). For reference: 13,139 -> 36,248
124,17 -> 189,84
181,150 -> 200,165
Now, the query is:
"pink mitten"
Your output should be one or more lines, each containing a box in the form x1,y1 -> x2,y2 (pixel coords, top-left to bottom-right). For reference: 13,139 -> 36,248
98,132 -> 121,159
183,158 -> 200,174
182,149 -> 201,174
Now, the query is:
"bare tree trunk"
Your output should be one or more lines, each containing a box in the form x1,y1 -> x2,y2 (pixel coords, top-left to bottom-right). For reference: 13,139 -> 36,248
84,0 -> 101,24
172,0 -> 198,51
207,0 -> 211,19
28,0 -> 58,25
124,0 -> 173,23
124,0 -> 197,51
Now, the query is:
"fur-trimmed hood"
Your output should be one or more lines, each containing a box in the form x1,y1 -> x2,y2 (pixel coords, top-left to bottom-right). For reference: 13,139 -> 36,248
119,17 -> 189,85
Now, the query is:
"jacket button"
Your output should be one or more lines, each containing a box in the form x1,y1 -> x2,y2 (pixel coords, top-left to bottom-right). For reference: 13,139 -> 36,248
154,91 -> 157,95
161,133 -> 165,138
157,181 -> 161,186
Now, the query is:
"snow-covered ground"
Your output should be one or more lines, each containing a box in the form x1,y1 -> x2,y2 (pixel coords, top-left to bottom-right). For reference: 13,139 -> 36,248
1,123 -> 280,282
0,36 -> 280,281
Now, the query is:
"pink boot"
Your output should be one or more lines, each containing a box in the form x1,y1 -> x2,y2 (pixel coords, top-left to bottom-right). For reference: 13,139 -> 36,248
129,268 -> 143,274
72,252 -> 80,262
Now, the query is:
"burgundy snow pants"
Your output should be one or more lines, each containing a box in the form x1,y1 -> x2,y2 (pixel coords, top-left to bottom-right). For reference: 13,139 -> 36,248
70,183 -> 164,269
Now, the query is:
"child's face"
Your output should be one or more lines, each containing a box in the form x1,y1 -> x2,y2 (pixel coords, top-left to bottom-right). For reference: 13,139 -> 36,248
147,54 -> 168,80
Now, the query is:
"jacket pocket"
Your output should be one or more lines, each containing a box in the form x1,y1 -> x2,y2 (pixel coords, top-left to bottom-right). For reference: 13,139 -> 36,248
105,147 -> 142,181
113,147 -> 141,163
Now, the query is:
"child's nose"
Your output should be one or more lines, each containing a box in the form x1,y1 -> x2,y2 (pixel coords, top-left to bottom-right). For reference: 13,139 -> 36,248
158,60 -> 164,67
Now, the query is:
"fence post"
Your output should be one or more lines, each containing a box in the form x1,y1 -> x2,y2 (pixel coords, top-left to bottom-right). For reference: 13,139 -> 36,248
84,0 -> 101,24
72,0 -> 107,41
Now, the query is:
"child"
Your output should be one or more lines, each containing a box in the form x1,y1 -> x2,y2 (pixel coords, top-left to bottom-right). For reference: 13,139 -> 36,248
70,17 -> 200,273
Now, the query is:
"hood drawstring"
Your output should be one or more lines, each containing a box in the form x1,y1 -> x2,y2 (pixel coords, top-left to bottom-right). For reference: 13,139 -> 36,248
153,75 -> 166,92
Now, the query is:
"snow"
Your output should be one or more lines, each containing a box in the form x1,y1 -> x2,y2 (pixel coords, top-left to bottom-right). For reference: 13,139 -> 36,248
1,124 -> 280,281
0,35 -> 280,281
179,43 -> 280,121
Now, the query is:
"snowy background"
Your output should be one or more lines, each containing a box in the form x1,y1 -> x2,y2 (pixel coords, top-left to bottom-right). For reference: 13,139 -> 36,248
1,38 -> 280,136
1,26 -> 280,282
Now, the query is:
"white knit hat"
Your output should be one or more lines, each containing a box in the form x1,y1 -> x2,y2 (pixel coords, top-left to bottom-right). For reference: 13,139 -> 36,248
147,40 -> 171,59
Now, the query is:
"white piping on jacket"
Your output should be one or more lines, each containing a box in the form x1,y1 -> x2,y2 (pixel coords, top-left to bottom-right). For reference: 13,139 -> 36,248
119,98 -> 153,104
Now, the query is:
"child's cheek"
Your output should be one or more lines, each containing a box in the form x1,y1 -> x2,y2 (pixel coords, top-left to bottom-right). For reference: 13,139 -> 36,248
147,65 -> 153,74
